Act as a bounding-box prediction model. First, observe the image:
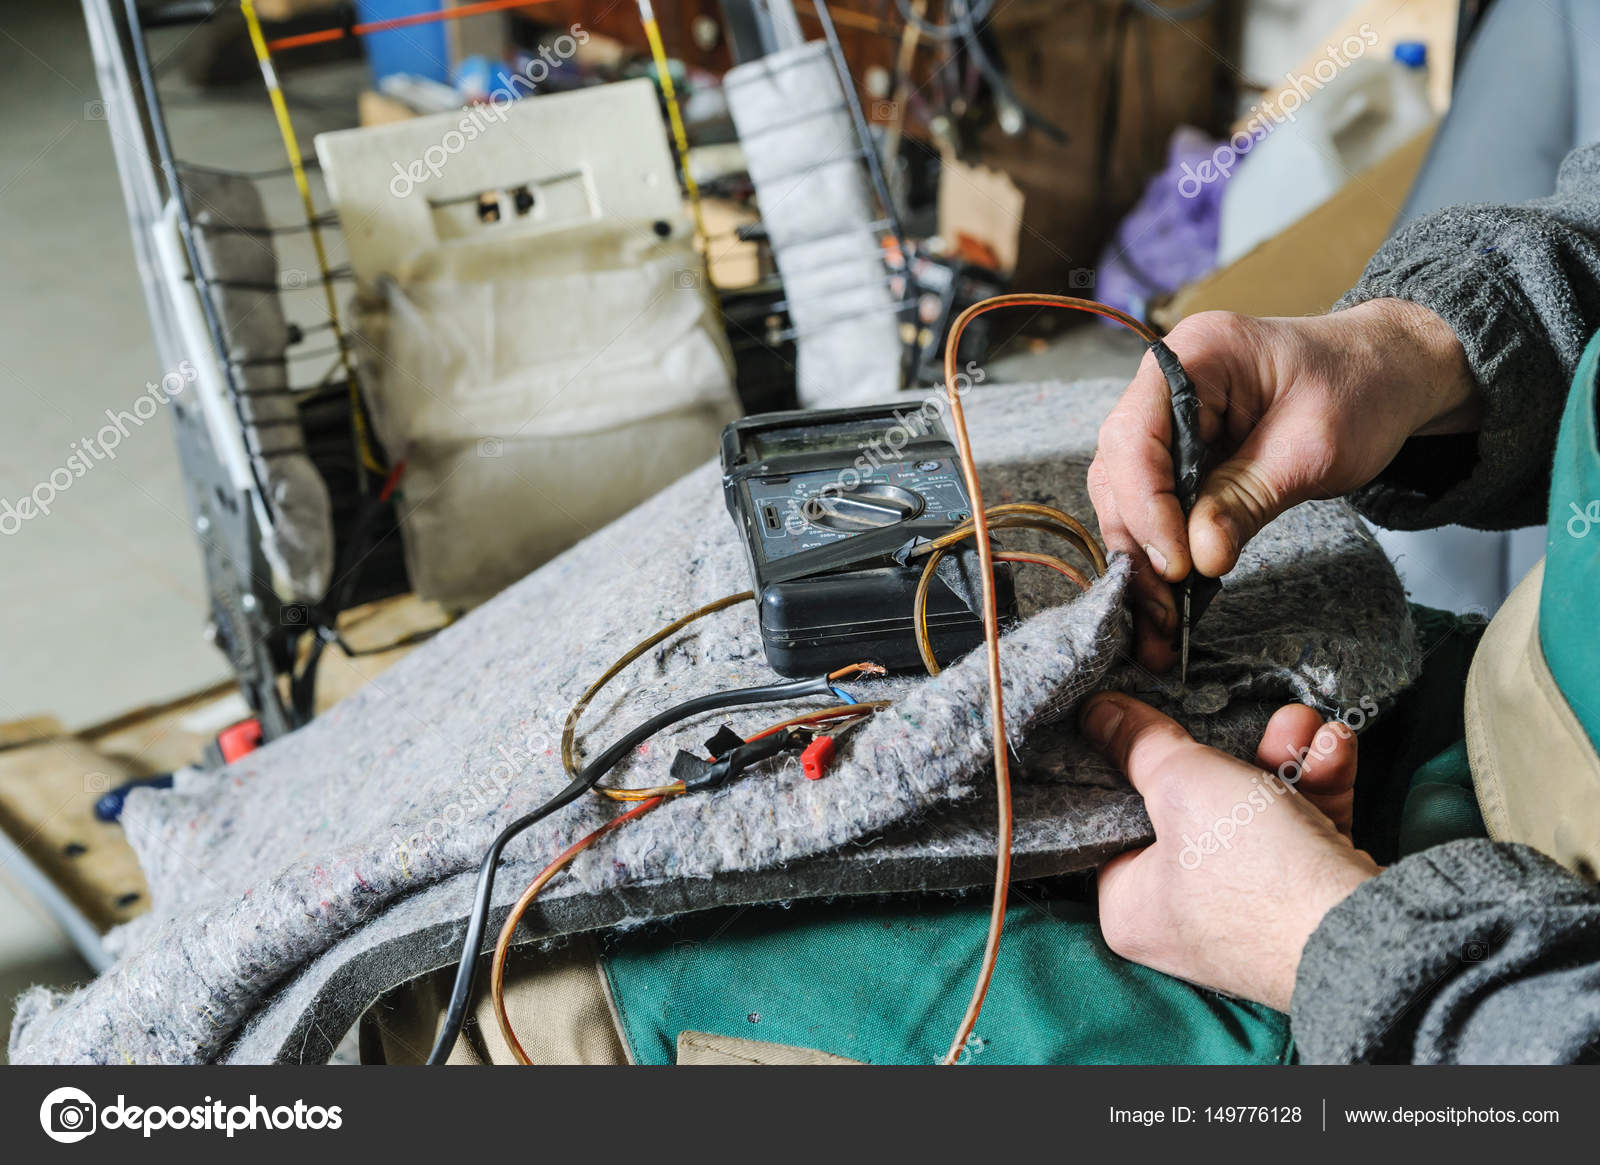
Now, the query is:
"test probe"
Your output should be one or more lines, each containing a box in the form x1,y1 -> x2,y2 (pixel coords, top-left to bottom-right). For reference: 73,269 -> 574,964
1146,340 -> 1220,682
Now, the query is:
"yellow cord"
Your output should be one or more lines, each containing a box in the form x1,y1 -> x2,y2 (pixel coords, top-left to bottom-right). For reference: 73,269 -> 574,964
637,0 -> 709,261
239,0 -> 387,477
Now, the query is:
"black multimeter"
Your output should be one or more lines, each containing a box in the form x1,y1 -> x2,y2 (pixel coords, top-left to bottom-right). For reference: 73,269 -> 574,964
721,404 -> 1017,677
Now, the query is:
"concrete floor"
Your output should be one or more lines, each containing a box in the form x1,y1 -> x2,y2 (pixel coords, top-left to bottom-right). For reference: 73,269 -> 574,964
0,3 -> 1148,1059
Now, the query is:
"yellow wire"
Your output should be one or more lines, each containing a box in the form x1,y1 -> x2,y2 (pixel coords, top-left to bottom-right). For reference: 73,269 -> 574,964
637,1 -> 709,260
239,0 -> 387,477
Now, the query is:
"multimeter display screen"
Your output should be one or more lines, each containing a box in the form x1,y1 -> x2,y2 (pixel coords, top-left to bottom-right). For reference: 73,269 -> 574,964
749,420 -> 898,460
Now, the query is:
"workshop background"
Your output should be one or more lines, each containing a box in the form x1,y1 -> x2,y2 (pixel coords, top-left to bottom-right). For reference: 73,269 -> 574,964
0,0 -> 1486,1058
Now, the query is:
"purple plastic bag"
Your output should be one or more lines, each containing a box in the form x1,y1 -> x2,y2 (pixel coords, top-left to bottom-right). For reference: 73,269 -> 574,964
1094,127 -> 1228,322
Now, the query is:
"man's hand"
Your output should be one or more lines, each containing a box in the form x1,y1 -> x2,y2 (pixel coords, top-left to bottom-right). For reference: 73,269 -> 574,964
1088,300 -> 1480,670
1082,692 -> 1381,1012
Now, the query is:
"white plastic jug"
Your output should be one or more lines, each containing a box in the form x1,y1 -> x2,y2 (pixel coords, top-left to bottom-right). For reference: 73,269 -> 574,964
1218,41 -> 1434,263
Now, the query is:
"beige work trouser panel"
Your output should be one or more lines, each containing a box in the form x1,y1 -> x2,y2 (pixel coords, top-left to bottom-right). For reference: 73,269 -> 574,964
359,935 -> 859,1065
1467,559 -> 1600,880
360,935 -> 631,1065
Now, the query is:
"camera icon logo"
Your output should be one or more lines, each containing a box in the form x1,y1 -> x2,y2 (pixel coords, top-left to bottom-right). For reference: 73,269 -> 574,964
84,100 -> 107,121
673,269 -> 702,291
477,437 -> 504,458
39,1086 -> 97,1143
1067,268 -> 1096,289
871,99 -> 898,121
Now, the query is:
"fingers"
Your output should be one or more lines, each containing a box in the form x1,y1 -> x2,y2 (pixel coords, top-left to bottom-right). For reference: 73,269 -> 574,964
1187,420 -> 1321,578
1079,692 -> 1196,798
1255,703 -> 1358,834
1094,354 -> 1191,582
1128,574 -> 1179,674
1091,310 -> 1331,585
1088,454 -> 1179,673
1254,703 -> 1325,774
1255,706 -> 1356,791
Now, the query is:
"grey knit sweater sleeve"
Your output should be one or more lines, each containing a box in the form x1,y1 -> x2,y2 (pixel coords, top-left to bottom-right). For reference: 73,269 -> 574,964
1336,142 -> 1600,530
1287,146 -> 1600,1064
1292,840 -> 1600,1063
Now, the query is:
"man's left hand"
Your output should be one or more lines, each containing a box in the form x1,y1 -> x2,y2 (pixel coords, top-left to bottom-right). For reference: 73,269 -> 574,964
1083,692 -> 1380,1011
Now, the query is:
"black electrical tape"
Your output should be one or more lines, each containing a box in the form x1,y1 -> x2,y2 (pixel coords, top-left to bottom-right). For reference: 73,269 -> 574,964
1148,339 -> 1223,627
671,727 -> 812,792
703,725 -> 746,757
425,675 -> 836,1065
1148,340 -> 1207,513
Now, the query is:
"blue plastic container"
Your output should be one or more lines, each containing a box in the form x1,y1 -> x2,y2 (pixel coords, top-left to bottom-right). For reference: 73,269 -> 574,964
355,0 -> 451,85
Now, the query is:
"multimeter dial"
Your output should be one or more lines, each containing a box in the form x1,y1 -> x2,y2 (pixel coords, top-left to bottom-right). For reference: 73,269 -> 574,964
802,482 -> 925,531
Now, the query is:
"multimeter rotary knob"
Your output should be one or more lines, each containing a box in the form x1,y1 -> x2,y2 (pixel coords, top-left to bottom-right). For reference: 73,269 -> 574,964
801,482 -> 925,532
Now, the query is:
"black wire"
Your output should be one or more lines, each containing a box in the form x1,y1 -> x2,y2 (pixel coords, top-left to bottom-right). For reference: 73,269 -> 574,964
950,0 -> 1068,143
316,624 -> 441,658
424,674 -> 838,1065
811,0 -> 919,387
809,3 -> 912,265
289,472 -> 397,725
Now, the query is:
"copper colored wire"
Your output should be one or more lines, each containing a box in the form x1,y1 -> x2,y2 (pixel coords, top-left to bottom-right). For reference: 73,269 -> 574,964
936,293 -> 1154,1066
912,544 -> 1093,676
538,296 -> 1142,1067
910,502 -> 1107,575
490,795 -> 668,1064
561,592 -> 754,779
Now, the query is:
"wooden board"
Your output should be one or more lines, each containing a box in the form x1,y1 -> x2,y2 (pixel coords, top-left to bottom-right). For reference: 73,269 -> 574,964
0,737 -> 148,932
0,593 -> 450,938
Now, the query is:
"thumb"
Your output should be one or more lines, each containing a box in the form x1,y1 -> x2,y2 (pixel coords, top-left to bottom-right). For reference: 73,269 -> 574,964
1188,424 -> 1316,577
1079,693 -> 1196,799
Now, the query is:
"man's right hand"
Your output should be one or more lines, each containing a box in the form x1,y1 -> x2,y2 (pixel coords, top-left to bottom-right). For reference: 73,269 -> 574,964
1087,299 -> 1482,672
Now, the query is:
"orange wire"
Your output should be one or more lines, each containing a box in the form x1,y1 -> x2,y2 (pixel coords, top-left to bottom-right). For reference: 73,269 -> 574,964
591,703 -> 889,801
938,293 -> 1156,1065
267,0 -> 561,53
490,795 -> 667,1064
828,662 -> 888,682
743,702 -> 891,742
993,550 -> 1091,587
493,706 -> 887,1058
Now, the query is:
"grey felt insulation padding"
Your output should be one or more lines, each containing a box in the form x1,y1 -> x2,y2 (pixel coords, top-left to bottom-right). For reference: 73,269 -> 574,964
9,379 -> 1420,1064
